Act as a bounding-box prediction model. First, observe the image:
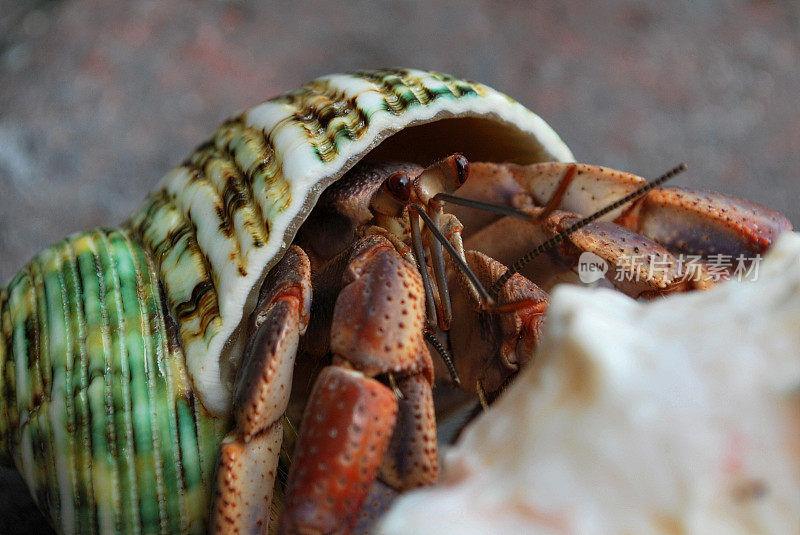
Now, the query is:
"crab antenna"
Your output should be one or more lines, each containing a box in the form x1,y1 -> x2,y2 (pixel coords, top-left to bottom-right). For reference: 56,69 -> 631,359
410,204 -> 495,306
433,192 -> 532,220
409,210 -> 440,328
427,221 -> 454,330
424,329 -> 461,386
489,163 -> 687,297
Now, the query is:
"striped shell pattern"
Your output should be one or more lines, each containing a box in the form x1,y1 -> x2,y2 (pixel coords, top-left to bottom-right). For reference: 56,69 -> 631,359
0,69 -> 573,534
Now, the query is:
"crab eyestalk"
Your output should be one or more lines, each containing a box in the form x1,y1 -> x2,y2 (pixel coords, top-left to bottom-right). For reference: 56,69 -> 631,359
413,153 -> 469,205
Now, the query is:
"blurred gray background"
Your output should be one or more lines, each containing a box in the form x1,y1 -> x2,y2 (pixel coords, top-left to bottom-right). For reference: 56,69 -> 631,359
1,0 -> 798,531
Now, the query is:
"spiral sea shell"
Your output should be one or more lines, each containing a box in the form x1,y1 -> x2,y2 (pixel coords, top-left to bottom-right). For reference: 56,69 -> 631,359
0,69 -> 572,533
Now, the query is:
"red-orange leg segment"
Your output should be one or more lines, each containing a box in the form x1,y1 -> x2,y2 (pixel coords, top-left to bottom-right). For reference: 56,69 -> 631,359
211,246 -> 312,535
615,186 -> 792,257
280,233 -> 437,534
279,367 -> 398,535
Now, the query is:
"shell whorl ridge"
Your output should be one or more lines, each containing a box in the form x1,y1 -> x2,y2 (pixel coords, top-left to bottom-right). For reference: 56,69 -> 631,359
128,68 -> 573,415
0,228 -> 225,534
0,68 -> 572,533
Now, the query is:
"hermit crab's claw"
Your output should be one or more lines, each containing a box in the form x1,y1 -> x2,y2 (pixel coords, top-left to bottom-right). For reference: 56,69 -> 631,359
449,250 -> 548,395
280,234 -> 438,535
280,366 -> 399,535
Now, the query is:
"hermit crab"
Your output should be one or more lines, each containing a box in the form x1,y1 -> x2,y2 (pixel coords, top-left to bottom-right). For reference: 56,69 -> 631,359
0,69 -> 791,534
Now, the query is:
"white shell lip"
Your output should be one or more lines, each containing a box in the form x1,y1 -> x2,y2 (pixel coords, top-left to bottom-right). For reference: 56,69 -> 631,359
145,69 -> 575,415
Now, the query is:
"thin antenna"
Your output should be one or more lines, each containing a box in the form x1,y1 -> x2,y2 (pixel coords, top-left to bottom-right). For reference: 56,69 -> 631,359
433,192 -> 532,220
489,163 -> 687,297
424,329 -> 460,386
409,210 -> 439,328
411,204 -> 495,306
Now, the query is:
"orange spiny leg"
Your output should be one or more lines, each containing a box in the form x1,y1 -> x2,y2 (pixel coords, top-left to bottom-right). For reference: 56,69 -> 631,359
280,233 -> 437,534
615,186 -> 792,257
464,210 -> 696,297
533,182 -> 792,296
541,211 -> 698,297
489,162 -> 794,259
455,162 -> 791,294
211,246 -> 312,535
445,162 -> 648,237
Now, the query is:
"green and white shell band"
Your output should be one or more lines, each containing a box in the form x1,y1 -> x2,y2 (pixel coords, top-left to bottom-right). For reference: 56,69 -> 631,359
1,228 -> 225,534
128,68 -> 574,415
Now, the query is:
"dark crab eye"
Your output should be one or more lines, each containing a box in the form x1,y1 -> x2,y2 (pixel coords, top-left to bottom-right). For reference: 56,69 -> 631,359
453,154 -> 469,186
385,171 -> 412,202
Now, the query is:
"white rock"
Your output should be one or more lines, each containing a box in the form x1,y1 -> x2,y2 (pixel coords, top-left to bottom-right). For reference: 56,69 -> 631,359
378,232 -> 800,535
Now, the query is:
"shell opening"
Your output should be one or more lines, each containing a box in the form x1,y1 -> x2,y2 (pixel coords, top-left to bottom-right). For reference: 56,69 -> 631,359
364,116 -> 561,166
220,115 -> 573,410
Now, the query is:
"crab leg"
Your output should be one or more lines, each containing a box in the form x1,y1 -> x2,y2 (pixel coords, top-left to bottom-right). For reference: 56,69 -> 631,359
279,366 -> 398,535
448,162 -> 648,236
456,163 -> 791,294
280,233 -> 437,534
379,373 -> 438,490
546,212 -> 701,296
465,212 -> 694,297
211,246 -> 312,535
616,186 -> 792,257
457,162 -> 791,255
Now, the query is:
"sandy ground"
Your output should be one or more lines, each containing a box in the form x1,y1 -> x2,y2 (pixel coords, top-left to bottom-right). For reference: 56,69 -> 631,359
0,1 -> 798,532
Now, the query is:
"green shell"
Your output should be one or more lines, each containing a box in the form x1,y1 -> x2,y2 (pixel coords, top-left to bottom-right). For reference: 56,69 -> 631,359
1,68 -> 573,534
0,228 -> 226,534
